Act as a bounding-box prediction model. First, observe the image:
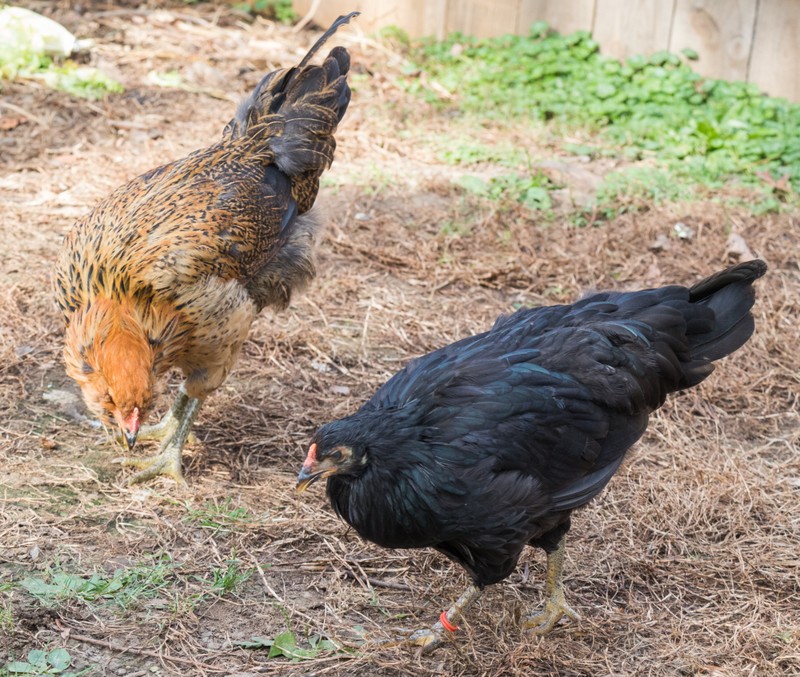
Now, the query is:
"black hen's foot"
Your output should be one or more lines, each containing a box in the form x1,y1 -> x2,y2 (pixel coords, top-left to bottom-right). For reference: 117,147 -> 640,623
373,584 -> 482,654
524,533 -> 580,634
523,589 -> 580,635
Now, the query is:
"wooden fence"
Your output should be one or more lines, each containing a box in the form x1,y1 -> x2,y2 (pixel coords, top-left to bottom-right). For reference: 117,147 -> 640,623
293,0 -> 800,102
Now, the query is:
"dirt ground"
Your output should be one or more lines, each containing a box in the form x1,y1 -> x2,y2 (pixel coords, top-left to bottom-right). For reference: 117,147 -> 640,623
1,4 -> 798,676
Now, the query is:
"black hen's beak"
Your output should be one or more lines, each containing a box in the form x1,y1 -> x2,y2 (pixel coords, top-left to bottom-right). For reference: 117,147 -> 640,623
295,444 -> 325,493
296,465 -> 316,492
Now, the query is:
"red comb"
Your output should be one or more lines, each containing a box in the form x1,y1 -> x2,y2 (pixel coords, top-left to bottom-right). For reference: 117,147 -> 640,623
304,443 -> 318,466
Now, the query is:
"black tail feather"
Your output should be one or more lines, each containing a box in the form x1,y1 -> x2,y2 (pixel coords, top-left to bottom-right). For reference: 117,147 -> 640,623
224,12 -> 357,149
688,259 -> 767,362
297,12 -> 360,69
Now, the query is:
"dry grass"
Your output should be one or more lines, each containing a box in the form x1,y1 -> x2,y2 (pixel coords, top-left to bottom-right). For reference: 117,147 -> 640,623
1,4 -> 798,676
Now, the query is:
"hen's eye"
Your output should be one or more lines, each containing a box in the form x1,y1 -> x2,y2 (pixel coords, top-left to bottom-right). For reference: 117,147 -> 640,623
329,449 -> 343,461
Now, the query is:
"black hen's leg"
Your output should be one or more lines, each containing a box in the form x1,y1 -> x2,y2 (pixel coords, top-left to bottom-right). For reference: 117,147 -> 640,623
378,584 -> 483,654
524,531 -> 580,634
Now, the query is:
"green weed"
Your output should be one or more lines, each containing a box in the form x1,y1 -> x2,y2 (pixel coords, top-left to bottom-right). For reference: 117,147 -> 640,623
208,559 -> 252,595
19,557 -> 174,610
377,25 -> 411,49
185,497 -> 254,531
594,166 -> 695,218
408,24 -> 800,195
439,140 -> 525,167
1,648 -> 89,676
0,582 -> 12,633
439,219 -> 471,237
231,0 -> 296,23
457,172 -> 555,211
0,10 -> 122,101
236,631 -> 352,661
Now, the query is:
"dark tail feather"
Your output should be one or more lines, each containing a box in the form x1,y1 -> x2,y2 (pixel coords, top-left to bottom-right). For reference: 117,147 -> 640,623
223,12 -> 358,179
297,12 -> 360,69
687,259 -> 767,362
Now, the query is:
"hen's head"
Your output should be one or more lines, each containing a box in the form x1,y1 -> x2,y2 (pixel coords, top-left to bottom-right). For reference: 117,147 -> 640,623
64,298 -> 159,449
296,416 -> 377,492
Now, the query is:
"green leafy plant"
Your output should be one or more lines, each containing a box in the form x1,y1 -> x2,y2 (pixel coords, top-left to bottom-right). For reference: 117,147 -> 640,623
439,140 -> 527,167
232,0 -> 296,23
594,166 -> 694,218
407,24 -> 800,195
2,648 -> 88,676
0,7 -> 122,100
236,631 -> 351,661
457,171 -> 555,211
19,558 -> 174,609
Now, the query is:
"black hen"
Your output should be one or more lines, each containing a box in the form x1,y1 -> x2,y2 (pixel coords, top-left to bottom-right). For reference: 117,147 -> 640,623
297,260 -> 767,649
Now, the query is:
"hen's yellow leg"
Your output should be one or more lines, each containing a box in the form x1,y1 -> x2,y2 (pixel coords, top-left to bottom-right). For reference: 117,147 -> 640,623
523,535 -> 580,634
115,388 -> 204,485
378,584 -> 483,654
137,389 -> 195,444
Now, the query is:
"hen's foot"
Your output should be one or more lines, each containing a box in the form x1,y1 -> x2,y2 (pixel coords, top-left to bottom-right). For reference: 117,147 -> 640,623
373,584 -> 482,654
114,389 -> 196,448
523,589 -> 580,635
523,533 -> 579,635
126,421 -> 197,447
114,390 -> 203,485
116,445 -> 186,485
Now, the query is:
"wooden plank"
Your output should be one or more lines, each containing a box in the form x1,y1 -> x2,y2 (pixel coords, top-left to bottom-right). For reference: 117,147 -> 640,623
368,0 -> 448,39
292,0 -> 447,38
669,0 -> 757,82
748,0 -> 800,100
517,0 -> 596,35
292,0 -> 361,31
592,0 -> 675,60
445,0 -> 520,39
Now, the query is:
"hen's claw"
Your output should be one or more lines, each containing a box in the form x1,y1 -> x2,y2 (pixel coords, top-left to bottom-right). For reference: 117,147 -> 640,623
372,584 -> 482,654
115,447 -> 186,486
116,423 -> 197,448
523,590 -> 580,635
113,388 -> 202,485
405,628 -> 443,652
523,534 -> 580,635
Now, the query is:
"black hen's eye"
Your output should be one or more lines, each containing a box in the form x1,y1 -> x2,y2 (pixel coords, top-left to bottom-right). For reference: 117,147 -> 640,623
329,449 -> 343,461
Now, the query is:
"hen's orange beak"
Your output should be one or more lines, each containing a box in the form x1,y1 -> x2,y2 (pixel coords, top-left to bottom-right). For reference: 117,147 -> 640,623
120,406 -> 141,451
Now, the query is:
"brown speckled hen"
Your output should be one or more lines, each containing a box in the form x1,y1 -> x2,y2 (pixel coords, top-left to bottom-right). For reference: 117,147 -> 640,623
54,13 -> 358,484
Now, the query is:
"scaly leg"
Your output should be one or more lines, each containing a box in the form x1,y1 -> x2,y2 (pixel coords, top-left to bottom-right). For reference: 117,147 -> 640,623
523,534 -> 580,634
115,388 -> 204,485
136,388 -> 190,444
115,387 -> 194,447
380,584 -> 483,654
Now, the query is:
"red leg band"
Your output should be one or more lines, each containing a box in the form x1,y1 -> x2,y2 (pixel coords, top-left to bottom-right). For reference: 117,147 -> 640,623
439,610 -> 459,632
